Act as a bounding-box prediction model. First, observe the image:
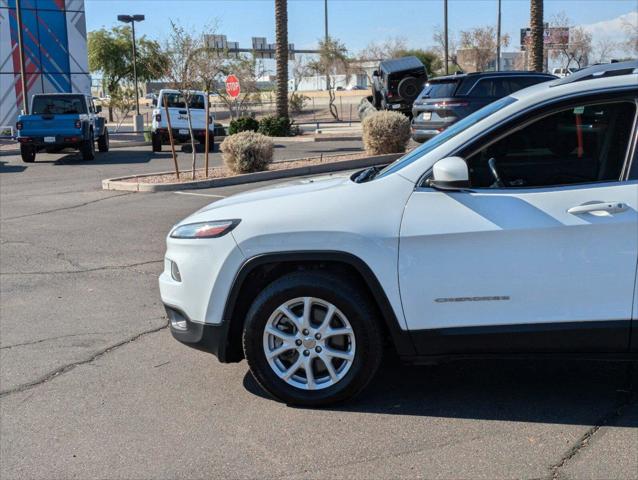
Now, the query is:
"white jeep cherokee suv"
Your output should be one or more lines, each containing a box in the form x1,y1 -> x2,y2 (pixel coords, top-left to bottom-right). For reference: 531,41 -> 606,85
160,62 -> 638,406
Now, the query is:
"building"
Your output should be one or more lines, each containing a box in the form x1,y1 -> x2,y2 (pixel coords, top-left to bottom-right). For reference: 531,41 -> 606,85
0,0 -> 90,131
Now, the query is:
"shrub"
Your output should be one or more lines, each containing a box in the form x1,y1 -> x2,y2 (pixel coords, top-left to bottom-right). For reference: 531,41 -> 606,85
258,115 -> 292,137
362,111 -> 411,155
228,117 -> 259,135
220,131 -> 274,174
289,92 -> 310,115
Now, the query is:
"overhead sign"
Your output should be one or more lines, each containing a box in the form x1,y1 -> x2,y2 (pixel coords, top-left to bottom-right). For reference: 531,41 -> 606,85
225,75 -> 241,98
520,26 -> 569,50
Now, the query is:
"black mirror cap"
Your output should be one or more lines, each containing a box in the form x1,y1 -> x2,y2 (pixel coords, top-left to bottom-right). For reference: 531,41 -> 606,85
372,70 -> 379,77
426,178 -> 472,191
95,105 -> 102,113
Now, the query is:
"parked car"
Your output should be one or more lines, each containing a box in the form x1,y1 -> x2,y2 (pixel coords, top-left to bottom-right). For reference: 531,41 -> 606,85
552,67 -> 578,77
150,89 -> 214,152
160,61 -> 638,406
411,71 -> 556,143
371,56 -> 428,116
15,93 -> 109,162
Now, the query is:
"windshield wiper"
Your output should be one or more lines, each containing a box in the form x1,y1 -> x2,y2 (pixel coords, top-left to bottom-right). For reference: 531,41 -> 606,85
354,166 -> 380,183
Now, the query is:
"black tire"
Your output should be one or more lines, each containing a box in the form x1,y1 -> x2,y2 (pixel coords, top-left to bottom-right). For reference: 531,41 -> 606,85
97,129 -> 109,152
397,76 -> 420,103
243,271 -> 383,406
20,145 -> 36,163
371,87 -> 382,109
81,130 -> 95,160
151,131 -> 162,152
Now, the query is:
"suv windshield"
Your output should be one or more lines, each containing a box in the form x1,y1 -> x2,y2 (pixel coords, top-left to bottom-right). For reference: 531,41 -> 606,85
32,95 -> 86,115
162,93 -> 206,109
375,96 -> 518,179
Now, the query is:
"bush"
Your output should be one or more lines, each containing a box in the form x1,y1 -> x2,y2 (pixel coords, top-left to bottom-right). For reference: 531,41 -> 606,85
220,131 -> 274,174
362,111 -> 411,155
289,92 -> 310,115
228,117 -> 259,135
258,115 -> 292,137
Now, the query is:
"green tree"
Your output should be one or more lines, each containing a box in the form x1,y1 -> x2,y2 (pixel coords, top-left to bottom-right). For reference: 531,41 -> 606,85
396,49 -> 443,76
309,36 -> 349,120
88,26 -> 166,121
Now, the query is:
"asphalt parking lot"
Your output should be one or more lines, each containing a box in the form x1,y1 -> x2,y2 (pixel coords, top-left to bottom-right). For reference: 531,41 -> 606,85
1,144 -> 636,479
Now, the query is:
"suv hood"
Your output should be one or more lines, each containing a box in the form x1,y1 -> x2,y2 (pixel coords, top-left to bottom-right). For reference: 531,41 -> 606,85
196,174 -> 352,214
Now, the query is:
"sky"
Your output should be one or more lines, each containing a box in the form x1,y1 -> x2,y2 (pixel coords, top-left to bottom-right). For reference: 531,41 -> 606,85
84,0 -> 637,56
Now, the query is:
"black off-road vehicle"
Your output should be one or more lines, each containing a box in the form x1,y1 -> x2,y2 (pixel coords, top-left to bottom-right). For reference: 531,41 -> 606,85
371,56 -> 428,117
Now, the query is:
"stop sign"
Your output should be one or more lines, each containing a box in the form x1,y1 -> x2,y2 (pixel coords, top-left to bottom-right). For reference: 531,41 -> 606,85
225,75 -> 241,98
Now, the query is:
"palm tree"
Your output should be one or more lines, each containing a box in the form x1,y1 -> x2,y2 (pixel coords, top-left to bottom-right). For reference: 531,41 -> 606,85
275,0 -> 289,118
530,0 -> 544,72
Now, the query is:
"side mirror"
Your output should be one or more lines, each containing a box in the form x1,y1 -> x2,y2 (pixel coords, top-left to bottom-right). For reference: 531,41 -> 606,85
428,156 -> 471,191
95,105 -> 102,113
372,70 -> 379,77
152,98 -> 158,107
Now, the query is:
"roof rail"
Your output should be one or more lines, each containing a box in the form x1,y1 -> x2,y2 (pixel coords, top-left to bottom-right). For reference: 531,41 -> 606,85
551,60 -> 638,86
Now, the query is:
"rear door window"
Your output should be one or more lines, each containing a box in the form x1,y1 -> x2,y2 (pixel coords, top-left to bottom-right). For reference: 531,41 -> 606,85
469,78 -> 509,98
507,76 -> 551,93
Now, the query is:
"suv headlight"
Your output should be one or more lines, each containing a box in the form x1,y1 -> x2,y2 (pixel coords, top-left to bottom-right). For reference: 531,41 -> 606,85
170,219 -> 240,239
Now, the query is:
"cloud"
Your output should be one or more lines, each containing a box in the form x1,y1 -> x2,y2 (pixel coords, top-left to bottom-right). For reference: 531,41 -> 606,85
580,11 -> 637,44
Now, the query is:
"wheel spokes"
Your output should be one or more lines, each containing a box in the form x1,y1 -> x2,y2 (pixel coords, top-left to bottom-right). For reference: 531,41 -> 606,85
323,346 -> 354,361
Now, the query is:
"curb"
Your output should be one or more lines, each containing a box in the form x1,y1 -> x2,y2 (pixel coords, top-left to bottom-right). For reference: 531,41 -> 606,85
102,153 -> 401,192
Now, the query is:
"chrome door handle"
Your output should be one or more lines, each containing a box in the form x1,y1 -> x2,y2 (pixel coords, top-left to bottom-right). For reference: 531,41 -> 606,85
567,202 -> 628,215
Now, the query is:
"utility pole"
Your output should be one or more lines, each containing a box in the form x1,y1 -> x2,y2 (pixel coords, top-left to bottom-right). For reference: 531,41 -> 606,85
324,0 -> 329,90
496,0 -> 502,71
15,0 -> 29,113
444,0 -> 449,75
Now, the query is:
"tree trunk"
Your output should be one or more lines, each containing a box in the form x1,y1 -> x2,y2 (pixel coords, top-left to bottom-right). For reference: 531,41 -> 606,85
275,0 -> 289,119
184,101 -> 197,180
530,0 -> 544,72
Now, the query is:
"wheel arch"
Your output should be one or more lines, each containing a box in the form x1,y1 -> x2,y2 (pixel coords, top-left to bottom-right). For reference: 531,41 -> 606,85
220,251 -> 415,363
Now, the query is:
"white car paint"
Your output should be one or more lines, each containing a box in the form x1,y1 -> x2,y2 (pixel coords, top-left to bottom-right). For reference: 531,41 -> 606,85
159,70 -> 638,338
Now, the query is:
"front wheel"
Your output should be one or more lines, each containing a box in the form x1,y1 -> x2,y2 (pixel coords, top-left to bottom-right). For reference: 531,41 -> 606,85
20,144 -> 36,163
243,271 -> 383,406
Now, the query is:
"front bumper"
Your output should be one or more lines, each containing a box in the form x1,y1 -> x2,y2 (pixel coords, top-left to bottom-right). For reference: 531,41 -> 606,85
165,304 -> 230,359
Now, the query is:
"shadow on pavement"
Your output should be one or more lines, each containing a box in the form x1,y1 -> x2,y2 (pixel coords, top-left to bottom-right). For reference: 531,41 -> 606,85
46,150 -> 169,165
243,359 -> 637,426
0,159 -> 27,173
307,147 -> 363,154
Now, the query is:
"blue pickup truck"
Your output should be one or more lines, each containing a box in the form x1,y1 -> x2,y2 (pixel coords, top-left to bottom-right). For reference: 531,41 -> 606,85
16,93 -> 109,163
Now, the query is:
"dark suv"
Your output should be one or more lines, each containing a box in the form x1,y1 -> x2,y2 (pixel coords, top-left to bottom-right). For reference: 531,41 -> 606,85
371,56 -> 428,116
411,71 -> 556,142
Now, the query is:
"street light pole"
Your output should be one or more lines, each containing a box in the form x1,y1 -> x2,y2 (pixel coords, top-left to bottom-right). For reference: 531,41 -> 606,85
131,20 -> 140,116
117,14 -> 145,132
15,0 -> 29,114
444,0 -> 449,75
496,0 -> 502,71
